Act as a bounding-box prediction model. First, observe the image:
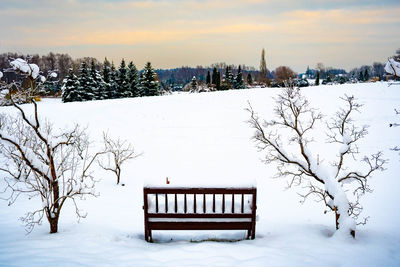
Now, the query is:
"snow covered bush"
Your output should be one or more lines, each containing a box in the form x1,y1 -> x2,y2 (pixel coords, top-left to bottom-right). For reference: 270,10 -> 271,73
0,99 -> 103,233
385,58 -> 400,78
248,86 -> 386,238
0,58 -> 54,106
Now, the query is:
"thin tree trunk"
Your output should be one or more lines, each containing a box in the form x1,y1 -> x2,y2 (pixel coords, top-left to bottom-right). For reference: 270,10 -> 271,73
334,206 -> 339,230
49,216 -> 59,233
334,206 -> 355,238
50,181 -> 60,233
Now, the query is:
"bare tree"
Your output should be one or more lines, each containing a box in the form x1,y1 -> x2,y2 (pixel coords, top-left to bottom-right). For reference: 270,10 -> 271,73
274,66 -> 297,85
0,60 -> 103,234
98,132 -> 137,185
316,62 -> 326,79
247,86 -> 386,238
0,98 -> 104,233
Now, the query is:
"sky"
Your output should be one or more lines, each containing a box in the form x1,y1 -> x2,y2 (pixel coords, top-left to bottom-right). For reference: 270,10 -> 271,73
0,0 -> 399,72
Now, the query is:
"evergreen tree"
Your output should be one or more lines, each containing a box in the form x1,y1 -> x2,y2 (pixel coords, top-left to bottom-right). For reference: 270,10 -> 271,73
116,59 -> 130,98
90,60 -> 104,100
215,70 -> 221,90
77,62 -> 94,101
315,71 -> 320,85
140,62 -> 159,96
206,70 -> 211,85
109,62 -> 118,98
227,66 -> 234,86
234,65 -> 245,89
127,61 -> 140,97
190,76 -> 197,92
102,58 -> 113,99
358,71 -> 364,82
224,66 -> 233,89
62,68 -> 80,102
247,73 -> 253,86
364,69 -> 369,81
212,67 -> 217,85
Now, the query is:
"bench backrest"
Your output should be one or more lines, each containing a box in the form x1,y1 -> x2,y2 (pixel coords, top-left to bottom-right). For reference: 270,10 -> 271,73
143,187 -> 257,218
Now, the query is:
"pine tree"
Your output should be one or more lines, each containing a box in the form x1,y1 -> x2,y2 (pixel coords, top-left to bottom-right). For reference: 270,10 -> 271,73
62,69 -> 80,102
228,68 -> 234,86
77,62 -> 94,101
206,70 -> 211,85
109,62 -> 118,98
102,58 -> 113,99
364,69 -> 369,81
90,60 -> 105,100
116,59 -> 130,98
190,76 -> 197,92
212,67 -> 218,85
215,70 -> 221,90
247,73 -> 253,86
234,65 -> 245,89
315,71 -> 320,85
127,61 -> 140,97
140,62 -> 159,96
358,71 -> 364,82
224,66 -> 233,89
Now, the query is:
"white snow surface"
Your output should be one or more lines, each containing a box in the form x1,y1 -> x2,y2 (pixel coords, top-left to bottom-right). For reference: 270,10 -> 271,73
0,83 -> 400,266
10,58 -> 40,79
0,71 -> 3,79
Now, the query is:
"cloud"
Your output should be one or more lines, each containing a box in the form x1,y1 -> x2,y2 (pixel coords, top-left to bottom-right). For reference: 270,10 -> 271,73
0,0 -> 399,71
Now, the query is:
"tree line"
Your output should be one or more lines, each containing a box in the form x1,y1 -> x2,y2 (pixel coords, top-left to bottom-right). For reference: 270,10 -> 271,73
62,59 -> 158,102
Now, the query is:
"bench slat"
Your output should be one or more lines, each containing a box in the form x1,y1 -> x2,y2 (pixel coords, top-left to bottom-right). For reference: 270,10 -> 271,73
203,194 -> 206,213
155,194 -> 159,213
232,194 -> 234,213
241,194 -> 244,213
194,194 -> 196,214
175,194 -> 177,213
144,188 -> 256,194
213,193 -> 215,213
147,213 -> 253,218
184,193 -> 187,213
148,221 -> 252,231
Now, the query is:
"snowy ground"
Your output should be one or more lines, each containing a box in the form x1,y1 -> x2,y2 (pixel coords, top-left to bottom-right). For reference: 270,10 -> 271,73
1,83 -> 399,266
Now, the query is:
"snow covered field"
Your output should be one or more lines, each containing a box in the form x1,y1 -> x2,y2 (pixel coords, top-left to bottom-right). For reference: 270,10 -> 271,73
1,83 -> 399,266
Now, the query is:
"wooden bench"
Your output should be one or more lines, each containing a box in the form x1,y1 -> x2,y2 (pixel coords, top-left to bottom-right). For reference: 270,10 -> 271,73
143,187 -> 257,242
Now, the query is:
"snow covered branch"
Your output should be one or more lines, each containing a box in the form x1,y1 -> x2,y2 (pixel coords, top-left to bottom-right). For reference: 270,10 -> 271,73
248,86 -> 386,238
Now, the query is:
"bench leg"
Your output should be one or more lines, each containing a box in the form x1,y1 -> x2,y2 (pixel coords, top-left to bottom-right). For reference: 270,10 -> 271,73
247,229 -> 251,239
148,230 -> 153,243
